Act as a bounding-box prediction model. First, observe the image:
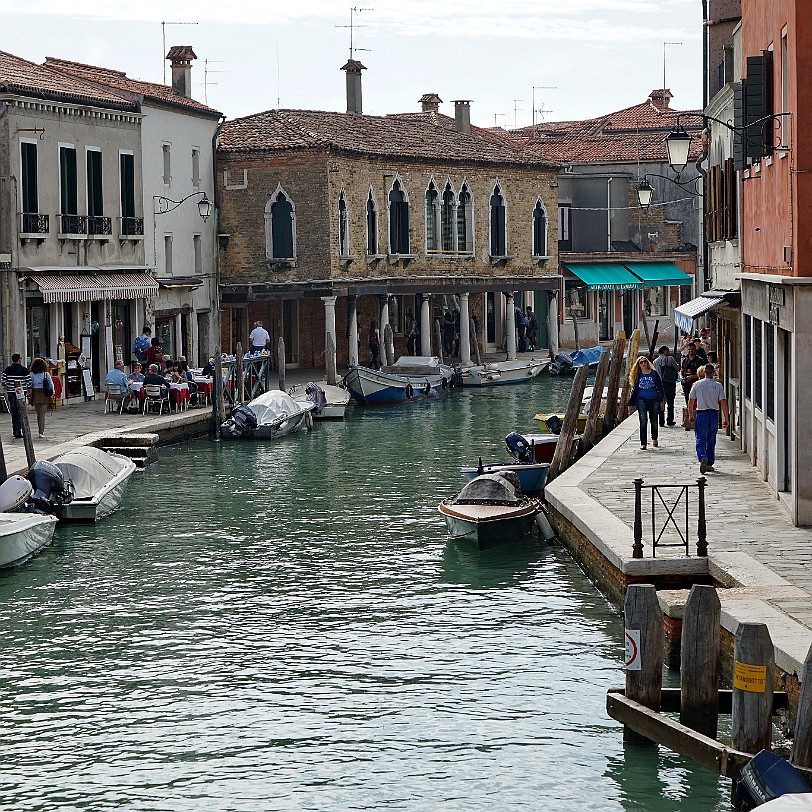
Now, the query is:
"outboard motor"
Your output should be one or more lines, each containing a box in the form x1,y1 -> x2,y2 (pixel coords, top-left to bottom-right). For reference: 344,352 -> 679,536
544,414 -> 564,435
0,475 -> 34,512
26,460 -> 74,517
550,352 -> 574,376
222,405 -> 259,439
505,432 -> 533,464
305,382 -> 327,415
736,750 -> 811,810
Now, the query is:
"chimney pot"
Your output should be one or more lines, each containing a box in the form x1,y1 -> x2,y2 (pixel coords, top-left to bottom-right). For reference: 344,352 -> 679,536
419,93 -> 443,114
648,88 -> 673,111
341,59 -> 366,116
166,45 -> 196,99
453,100 -> 472,134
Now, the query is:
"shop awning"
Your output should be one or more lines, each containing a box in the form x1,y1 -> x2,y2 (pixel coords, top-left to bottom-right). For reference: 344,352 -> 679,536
564,263 -> 642,291
624,261 -> 693,287
158,276 -> 205,290
674,292 -> 738,333
27,269 -> 158,303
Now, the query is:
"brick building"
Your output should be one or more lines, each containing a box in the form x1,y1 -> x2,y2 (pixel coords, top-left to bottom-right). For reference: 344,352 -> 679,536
215,65 -> 561,371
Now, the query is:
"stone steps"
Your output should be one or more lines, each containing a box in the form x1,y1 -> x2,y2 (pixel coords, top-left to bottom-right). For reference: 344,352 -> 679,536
93,433 -> 159,469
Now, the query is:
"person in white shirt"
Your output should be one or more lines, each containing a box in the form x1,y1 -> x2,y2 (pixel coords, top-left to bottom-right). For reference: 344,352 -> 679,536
688,364 -> 729,474
249,321 -> 270,352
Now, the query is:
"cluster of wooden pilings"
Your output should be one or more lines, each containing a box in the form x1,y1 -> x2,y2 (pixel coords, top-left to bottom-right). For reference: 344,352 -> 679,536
609,584 -> 812,791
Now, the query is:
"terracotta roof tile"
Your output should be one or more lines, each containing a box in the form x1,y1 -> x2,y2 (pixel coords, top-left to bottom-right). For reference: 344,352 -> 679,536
44,57 -> 221,117
218,108 -> 558,166
0,50 -> 136,110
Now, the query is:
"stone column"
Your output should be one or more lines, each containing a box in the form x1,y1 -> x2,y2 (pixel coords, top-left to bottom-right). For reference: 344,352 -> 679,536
378,295 -> 390,365
547,291 -> 560,357
505,292 -> 517,360
420,294 -> 432,356
347,295 -> 359,367
174,313 -> 183,360
459,291 -> 471,366
321,295 -> 338,382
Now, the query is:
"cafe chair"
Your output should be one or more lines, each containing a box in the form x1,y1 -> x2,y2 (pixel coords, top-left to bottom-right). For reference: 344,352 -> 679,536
143,384 -> 169,415
104,384 -> 126,415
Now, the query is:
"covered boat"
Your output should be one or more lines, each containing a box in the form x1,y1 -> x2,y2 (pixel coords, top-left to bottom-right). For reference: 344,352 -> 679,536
459,358 -> 549,387
459,433 -> 550,493
53,446 -> 137,521
0,475 -> 59,567
343,356 -> 456,405
289,381 -> 350,419
221,390 -> 316,440
439,471 -> 540,549
550,345 -> 607,375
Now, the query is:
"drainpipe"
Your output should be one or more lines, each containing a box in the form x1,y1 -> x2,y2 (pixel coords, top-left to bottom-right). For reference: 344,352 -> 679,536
0,102 -> 13,363
607,177 -> 612,251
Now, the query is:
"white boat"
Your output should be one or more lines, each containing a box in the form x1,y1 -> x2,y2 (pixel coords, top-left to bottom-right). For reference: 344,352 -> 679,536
343,356 -> 457,405
53,446 -> 137,522
221,390 -> 316,439
459,358 -> 549,387
289,381 -> 351,419
0,512 -> 58,568
438,471 -> 541,550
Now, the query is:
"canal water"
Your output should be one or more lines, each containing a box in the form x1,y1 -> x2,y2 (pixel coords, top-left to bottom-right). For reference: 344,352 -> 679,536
0,378 -> 730,810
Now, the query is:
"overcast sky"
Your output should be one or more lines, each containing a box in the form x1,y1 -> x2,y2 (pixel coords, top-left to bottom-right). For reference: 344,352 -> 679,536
0,0 -> 703,126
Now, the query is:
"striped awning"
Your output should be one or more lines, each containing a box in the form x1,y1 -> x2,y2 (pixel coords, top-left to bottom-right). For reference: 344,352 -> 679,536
28,271 -> 158,303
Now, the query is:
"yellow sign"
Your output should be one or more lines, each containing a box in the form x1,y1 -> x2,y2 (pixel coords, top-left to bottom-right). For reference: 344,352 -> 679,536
734,661 -> 768,693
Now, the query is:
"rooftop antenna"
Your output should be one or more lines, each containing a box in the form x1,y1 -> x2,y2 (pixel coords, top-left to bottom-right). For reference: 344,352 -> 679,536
276,41 -> 281,108
532,86 -> 557,136
336,7 -> 374,60
203,59 -> 226,105
513,99 -> 523,130
162,21 -> 198,83
494,113 -> 506,128
663,41 -> 682,94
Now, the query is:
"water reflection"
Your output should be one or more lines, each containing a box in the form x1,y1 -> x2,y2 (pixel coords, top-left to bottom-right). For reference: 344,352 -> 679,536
440,538 -> 545,589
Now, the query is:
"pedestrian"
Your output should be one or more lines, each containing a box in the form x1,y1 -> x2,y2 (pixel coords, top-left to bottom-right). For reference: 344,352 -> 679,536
526,306 -> 538,351
680,343 -> 703,402
2,353 -> 32,439
132,326 -> 152,365
367,320 -> 381,370
688,363 -> 729,474
516,307 -> 528,352
146,336 -> 164,369
249,320 -> 270,353
406,316 -> 419,356
653,345 -> 679,427
29,357 -> 53,439
442,310 -> 455,357
627,355 -> 665,450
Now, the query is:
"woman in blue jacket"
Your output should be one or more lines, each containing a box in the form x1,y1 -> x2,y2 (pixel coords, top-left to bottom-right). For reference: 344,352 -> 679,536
627,355 -> 666,450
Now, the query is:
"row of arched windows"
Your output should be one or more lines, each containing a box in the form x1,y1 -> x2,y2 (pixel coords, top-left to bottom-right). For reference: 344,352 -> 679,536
264,179 -> 549,261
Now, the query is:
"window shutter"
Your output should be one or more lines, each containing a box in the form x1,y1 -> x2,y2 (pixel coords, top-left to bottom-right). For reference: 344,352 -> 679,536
724,157 -> 737,240
733,82 -> 746,169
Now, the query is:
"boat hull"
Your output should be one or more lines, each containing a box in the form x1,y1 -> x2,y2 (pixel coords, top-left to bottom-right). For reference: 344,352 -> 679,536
0,513 -> 58,568
344,365 -> 452,405
460,462 -> 549,493
439,500 -> 539,550
460,359 -> 548,387
288,382 -> 351,419
55,448 -> 137,522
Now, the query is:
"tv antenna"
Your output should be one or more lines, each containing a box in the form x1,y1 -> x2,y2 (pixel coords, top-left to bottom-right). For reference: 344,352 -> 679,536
336,7 -> 374,60
203,59 -> 227,105
532,86 -> 557,135
494,113 -> 506,128
663,41 -> 682,92
161,21 -> 198,83
513,99 -> 523,130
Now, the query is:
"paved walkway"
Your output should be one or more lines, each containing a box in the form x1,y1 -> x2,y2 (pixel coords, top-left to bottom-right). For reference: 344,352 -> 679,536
546,389 -> 812,678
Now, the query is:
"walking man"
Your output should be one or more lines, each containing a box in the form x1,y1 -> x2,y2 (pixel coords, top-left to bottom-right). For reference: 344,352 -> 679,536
249,321 -> 270,353
2,353 -> 32,439
688,364 -> 729,474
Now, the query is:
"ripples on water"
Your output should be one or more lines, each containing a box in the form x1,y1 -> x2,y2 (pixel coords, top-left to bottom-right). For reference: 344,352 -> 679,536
0,379 -> 728,810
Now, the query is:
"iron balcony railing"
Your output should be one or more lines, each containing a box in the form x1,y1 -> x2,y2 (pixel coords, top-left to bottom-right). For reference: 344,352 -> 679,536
19,212 -> 50,235
59,213 -> 88,235
119,216 -> 145,236
87,215 -> 112,236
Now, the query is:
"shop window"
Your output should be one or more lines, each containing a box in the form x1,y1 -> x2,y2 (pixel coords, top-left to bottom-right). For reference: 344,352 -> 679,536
644,286 -> 669,317
565,279 -> 591,319
744,317 -> 752,399
766,323 -> 775,420
754,317 -> 762,409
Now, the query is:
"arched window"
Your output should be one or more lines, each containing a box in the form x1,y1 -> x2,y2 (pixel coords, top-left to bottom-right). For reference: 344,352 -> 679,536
366,189 -> 378,255
425,180 -> 439,252
389,179 -> 409,254
338,190 -> 350,256
265,186 -> 296,260
532,199 -> 548,257
490,184 -> 506,256
457,182 -> 473,253
441,182 -> 455,252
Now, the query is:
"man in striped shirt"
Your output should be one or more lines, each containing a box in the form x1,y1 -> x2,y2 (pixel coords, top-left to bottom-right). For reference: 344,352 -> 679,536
2,354 -> 32,439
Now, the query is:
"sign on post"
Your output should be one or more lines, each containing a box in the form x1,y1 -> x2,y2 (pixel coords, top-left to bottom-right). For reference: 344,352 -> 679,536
625,629 -> 641,671
734,661 -> 768,693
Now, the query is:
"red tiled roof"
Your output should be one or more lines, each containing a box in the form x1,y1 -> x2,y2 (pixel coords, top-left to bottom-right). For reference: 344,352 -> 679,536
0,50 -> 136,110
218,108 -> 558,167
44,57 -> 221,117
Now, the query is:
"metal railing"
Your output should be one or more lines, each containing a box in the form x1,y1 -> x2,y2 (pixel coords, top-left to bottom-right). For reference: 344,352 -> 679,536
119,216 -> 145,236
220,355 -> 275,407
59,213 -> 88,235
19,212 -> 49,235
633,477 -> 707,559
87,215 -> 112,236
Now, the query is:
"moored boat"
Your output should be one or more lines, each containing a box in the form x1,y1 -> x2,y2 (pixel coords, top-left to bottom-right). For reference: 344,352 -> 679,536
53,446 -> 137,521
550,345 -> 607,375
459,358 -> 549,387
0,512 -> 58,568
221,390 -> 316,440
460,433 -> 551,493
343,356 -> 456,405
289,381 -> 350,419
439,471 -> 541,550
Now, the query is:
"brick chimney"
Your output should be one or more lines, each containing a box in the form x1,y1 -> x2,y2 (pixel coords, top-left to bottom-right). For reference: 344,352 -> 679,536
167,46 -> 196,98
453,100 -> 472,134
341,59 -> 366,115
419,93 -> 442,113
648,88 -> 673,111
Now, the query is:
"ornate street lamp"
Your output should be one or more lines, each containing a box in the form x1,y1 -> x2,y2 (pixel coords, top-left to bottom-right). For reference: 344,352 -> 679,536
637,179 -> 654,209
153,191 -> 213,221
664,128 -> 692,174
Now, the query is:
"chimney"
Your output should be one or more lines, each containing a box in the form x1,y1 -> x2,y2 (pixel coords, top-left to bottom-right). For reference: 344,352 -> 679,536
167,45 -> 196,98
648,88 -> 673,111
453,100 -> 472,134
419,93 -> 442,114
341,59 -> 366,115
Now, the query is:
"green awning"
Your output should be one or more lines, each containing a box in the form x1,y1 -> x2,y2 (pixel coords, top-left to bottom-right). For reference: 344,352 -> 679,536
624,261 -> 693,287
564,263 -> 642,291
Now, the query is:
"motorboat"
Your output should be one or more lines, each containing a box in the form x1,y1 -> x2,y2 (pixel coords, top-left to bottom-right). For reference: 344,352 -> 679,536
737,750 -> 812,809
53,446 -> 137,521
459,433 -> 550,493
343,356 -> 457,405
459,358 -> 549,387
289,381 -> 350,419
550,345 -> 607,375
439,471 -> 541,550
534,412 -> 589,434
221,390 -> 316,440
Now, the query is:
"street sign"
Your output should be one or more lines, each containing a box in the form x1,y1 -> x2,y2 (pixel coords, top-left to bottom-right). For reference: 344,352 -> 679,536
625,629 -> 641,671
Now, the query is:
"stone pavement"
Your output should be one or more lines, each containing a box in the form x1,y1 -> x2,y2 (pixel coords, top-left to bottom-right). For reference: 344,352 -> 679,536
546,389 -> 812,679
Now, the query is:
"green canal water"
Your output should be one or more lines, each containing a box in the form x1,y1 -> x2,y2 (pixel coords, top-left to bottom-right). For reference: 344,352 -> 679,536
0,378 -> 731,810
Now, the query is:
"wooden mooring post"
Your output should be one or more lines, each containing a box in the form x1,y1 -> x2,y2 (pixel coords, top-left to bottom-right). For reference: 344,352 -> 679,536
235,343 -> 245,405
434,319 -> 443,363
213,351 -> 225,430
0,432 -> 6,483
792,644 -> 812,768
581,343 -> 611,449
680,585 -> 721,738
277,337 -> 286,392
602,331 -> 626,429
7,391 -> 35,470
623,584 -> 663,744
732,622 -> 774,755
326,332 -> 337,386
470,318 -> 482,365
547,364 -> 589,483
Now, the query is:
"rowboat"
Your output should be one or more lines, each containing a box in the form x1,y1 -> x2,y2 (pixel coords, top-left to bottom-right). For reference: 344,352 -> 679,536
343,356 -> 456,405
459,358 -> 548,387
289,381 -> 351,419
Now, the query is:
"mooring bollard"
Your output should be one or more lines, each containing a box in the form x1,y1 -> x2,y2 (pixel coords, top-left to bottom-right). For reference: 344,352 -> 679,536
624,583 -> 663,744
633,478 -> 644,559
277,337 -> 286,393
792,644 -> 812,768
732,622 -> 774,754
680,584 -> 721,738
696,476 -> 708,557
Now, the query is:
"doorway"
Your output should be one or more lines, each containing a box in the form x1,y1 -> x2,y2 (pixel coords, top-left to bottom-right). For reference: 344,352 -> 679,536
622,292 -> 635,337
598,291 -> 612,341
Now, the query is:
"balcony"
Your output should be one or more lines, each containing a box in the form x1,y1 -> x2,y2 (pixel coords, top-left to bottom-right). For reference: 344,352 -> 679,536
87,215 -> 112,239
19,212 -> 50,241
58,213 -> 88,239
119,217 -> 145,239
